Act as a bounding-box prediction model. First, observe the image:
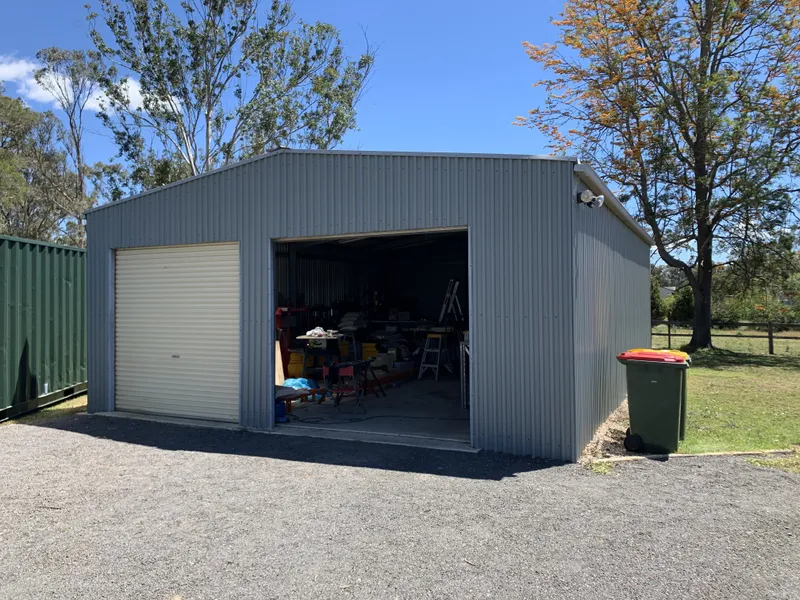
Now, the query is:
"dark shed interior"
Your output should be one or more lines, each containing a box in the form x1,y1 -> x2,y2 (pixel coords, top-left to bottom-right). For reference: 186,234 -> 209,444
273,230 -> 471,446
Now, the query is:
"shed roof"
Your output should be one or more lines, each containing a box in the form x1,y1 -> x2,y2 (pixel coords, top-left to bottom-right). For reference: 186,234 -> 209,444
85,149 -> 576,216
85,148 -> 653,245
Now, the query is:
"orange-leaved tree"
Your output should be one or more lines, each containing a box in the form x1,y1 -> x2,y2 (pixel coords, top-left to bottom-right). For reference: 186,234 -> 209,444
518,0 -> 800,349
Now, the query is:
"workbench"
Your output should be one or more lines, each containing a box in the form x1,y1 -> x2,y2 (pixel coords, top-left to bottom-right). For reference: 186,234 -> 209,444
296,334 -> 341,377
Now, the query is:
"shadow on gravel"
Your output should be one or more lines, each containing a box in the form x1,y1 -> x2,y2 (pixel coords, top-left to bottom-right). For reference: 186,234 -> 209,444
28,413 -> 566,480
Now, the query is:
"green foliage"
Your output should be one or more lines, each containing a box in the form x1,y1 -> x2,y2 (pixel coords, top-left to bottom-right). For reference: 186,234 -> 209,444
86,0 -> 375,194
0,88 -> 37,205
128,149 -> 194,191
713,294 -> 798,326
34,48 -> 101,245
651,264 -> 684,288
86,161 -> 134,204
0,85 -> 81,243
650,276 -> 665,319
665,285 -> 694,322
522,0 -> 800,348
711,254 -> 800,325
718,237 -> 798,293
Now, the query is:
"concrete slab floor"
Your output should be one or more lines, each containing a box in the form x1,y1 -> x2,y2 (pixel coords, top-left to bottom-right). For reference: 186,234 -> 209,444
279,377 -> 470,443
267,425 -> 478,453
94,411 -> 242,431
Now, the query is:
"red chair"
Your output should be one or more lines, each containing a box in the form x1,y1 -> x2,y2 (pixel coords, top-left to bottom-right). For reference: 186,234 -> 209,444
322,364 -> 368,413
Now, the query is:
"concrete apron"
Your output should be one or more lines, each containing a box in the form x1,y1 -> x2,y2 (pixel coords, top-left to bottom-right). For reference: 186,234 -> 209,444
89,411 -> 479,454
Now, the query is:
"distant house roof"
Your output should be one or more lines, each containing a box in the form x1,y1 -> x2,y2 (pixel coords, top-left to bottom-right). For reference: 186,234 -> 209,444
659,286 -> 676,300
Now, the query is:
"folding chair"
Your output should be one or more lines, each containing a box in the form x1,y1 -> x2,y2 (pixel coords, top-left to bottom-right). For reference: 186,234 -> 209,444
322,363 -> 368,414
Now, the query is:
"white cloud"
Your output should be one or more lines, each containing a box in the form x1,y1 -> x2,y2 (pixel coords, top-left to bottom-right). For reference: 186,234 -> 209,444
0,57 -> 39,81
120,77 -> 145,112
0,55 -> 68,108
17,72 -> 65,104
0,55 -> 162,114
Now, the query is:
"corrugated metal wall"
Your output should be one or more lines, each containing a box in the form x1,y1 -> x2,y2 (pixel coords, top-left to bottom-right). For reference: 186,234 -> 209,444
274,250 -> 374,307
1,236 -> 87,416
571,179 -> 651,460
86,151 -> 585,460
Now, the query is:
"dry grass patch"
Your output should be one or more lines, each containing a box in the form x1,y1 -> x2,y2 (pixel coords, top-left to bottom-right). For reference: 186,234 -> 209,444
1,395 -> 87,427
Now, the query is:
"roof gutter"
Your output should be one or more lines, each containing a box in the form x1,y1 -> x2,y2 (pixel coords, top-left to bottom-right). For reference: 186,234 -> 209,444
573,163 -> 655,246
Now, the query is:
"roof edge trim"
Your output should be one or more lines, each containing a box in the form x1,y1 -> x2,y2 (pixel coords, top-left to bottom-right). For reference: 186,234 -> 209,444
573,164 -> 655,246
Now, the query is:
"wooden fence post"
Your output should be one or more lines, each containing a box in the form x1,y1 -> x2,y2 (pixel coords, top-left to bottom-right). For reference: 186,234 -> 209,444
768,321 -> 775,355
667,320 -> 672,349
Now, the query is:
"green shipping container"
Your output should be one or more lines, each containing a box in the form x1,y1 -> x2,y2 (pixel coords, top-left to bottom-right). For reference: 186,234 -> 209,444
1,235 -> 87,420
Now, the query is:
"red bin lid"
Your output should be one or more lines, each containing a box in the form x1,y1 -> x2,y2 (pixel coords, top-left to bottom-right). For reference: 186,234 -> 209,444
617,349 -> 689,364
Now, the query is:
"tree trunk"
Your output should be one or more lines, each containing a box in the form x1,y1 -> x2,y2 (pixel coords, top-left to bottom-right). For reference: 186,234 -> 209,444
690,236 -> 714,349
688,1 -> 715,350
691,284 -> 713,348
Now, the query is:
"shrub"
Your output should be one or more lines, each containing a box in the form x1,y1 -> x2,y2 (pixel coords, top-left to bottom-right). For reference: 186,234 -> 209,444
713,293 -> 798,327
651,276 -> 665,319
665,285 -> 694,322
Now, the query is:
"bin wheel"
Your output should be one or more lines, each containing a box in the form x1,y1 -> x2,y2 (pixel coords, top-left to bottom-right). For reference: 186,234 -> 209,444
624,433 -> 643,453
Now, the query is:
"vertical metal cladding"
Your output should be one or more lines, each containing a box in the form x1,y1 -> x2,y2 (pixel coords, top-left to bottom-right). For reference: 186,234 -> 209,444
1,236 -> 87,414
274,252 -> 373,307
87,151 -> 585,460
466,158 -> 577,459
571,182 -> 651,460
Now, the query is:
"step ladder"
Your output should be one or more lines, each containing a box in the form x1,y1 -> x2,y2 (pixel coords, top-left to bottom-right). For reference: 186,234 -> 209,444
418,333 -> 453,381
438,279 -> 464,324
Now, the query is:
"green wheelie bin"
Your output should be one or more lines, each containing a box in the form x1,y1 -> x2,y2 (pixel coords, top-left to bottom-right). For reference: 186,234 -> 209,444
616,349 -> 691,454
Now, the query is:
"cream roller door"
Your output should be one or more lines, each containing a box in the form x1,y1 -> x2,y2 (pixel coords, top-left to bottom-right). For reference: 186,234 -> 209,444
115,243 -> 240,422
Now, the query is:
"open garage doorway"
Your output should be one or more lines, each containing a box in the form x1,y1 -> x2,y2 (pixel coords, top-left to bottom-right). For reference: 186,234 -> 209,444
272,228 -> 471,449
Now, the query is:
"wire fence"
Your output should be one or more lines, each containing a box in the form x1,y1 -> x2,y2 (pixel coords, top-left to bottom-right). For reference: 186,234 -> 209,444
652,320 -> 800,355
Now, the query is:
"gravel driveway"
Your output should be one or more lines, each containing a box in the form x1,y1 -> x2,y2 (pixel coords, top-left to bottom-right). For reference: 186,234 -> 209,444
1,414 -> 797,600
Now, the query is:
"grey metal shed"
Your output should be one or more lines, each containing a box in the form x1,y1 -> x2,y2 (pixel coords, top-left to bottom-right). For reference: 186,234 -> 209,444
85,150 -> 652,461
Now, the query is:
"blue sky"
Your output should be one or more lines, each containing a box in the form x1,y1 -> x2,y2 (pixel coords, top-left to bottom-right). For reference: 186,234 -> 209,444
0,0 -> 565,165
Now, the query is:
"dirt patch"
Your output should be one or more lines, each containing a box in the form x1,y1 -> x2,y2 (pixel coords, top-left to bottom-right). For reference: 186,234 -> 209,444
580,399 -> 630,463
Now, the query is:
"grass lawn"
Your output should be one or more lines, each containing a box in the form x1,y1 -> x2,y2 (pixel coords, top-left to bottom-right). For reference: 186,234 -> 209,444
583,343 -> 800,460
652,324 -> 800,356
0,395 -> 88,427
650,326 -> 800,453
